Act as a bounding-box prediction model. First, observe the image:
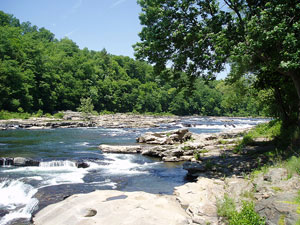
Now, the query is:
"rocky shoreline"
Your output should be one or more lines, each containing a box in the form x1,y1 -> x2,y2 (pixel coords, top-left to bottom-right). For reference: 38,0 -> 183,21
2,114 -> 298,224
33,124 -> 300,225
0,111 -> 180,130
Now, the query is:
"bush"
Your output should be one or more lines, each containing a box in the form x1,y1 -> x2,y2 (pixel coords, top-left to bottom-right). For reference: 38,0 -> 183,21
229,201 -> 265,225
217,195 -> 265,225
53,112 -> 64,119
77,97 -> 94,114
285,156 -> 300,177
0,110 -> 31,120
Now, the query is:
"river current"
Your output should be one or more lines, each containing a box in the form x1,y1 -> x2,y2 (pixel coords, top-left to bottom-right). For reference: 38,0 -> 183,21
0,117 -> 268,225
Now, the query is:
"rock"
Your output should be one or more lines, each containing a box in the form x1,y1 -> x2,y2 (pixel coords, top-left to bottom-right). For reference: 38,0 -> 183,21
99,144 -> 142,153
255,192 -> 299,225
13,157 -> 40,166
0,157 -> 14,166
225,177 -> 254,200
179,156 -> 194,161
137,129 -> 192,145
162,156 -> 181,162
263,168 -> 288,183
33,190 -> 190,225
76,162 -> 89,168
183,162 -> 206,174
174,177 -> 226,225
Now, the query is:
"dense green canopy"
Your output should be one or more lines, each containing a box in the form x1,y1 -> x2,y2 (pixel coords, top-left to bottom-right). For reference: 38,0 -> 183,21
0,10 -> 268,116
135,0 -> 300,123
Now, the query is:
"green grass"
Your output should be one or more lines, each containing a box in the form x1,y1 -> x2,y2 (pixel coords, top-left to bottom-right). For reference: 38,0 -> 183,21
0,110 -> 31,120
233,120 -> 283,154
217,195 -> 265,225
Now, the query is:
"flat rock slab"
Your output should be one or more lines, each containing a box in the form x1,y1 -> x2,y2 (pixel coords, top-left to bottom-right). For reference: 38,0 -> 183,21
99,144 -> 142,153
33,190 -> 190,225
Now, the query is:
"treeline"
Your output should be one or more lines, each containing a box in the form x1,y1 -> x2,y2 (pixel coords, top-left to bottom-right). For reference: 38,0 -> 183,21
0,11 -> 268,116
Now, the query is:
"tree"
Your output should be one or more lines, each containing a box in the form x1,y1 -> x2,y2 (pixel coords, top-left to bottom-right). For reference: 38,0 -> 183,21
135,0 -> 300,124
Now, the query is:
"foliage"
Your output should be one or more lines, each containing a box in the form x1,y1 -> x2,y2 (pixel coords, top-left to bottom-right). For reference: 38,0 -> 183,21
217,195 -> 265,225
217,194 -> 236,218
0,110 -> 31,120
0,10 -> 268,117
284,156 -> 300,177
234,120 -> 282,154
53,112 -> 64,119
77,97 -> 94,114
135,0 -> 300,125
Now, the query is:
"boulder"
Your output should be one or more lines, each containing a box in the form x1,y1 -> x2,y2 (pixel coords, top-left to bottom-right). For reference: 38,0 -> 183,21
137,129 -> 192,145
33,190 -> 190,225
174,177 -> 226,225
13,157 -> 40,166
256,192 -> 299,225
99,144 -> 142,154
76,162 -> 89,168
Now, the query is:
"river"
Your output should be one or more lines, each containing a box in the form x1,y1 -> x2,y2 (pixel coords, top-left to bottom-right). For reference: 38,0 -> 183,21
0,117 -> 268,225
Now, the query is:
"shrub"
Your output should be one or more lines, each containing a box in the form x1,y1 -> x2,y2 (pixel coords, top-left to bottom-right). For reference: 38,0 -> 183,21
53,112 -> 64,119
217,195 -> 265,225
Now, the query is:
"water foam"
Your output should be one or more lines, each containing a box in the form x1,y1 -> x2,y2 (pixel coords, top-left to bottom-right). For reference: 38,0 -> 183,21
0,179 -> 38,225
99,154 -> 160,175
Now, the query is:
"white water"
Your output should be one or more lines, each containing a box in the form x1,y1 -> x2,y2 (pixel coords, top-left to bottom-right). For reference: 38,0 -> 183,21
99,153 -> 161,175
0,179 -> 38,225
0,118 -> 269,224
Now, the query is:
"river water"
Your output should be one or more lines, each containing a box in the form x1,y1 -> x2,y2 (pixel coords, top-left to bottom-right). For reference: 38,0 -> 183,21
0,117 -> 268,225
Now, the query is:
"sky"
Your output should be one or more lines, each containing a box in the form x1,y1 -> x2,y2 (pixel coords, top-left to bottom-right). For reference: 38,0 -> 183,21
0,0 -> 142,58
0,0 -> 228,79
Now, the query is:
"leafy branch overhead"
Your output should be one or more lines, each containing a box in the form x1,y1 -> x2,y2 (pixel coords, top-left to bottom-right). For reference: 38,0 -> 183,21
135,0 -> 300,124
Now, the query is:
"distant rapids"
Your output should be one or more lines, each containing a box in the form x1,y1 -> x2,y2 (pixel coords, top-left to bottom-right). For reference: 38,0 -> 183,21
0,116 -> 269,225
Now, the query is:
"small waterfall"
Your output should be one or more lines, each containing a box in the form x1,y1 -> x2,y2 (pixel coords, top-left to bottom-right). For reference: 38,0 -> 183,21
0,158 -> 13,167
39,160 -> 77,168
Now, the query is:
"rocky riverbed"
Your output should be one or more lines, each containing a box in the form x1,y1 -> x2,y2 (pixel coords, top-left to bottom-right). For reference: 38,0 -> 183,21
0,111 -> 180,130
33,124 -> 300,225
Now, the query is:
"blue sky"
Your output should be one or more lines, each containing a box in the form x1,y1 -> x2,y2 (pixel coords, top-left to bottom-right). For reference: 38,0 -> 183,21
0,0 -> 142,58
0,0 -> 228,79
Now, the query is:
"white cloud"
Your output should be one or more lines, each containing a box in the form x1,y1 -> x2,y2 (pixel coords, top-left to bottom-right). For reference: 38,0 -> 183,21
111,0 -> 127,8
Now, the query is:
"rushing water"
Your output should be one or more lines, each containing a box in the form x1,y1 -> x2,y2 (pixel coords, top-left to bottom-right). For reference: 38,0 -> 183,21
0,117 -> 268,225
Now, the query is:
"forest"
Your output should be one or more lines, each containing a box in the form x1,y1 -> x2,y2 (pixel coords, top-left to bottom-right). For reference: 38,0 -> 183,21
0,10 -> 271,117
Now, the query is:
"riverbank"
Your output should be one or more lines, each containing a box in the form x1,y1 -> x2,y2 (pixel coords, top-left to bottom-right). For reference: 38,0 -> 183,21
0,111 -> 180,130
0,111 -> 268,130
33,121 -> 300,225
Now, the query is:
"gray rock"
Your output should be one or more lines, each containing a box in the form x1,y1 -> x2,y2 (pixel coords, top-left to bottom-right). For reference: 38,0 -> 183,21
137,129 -> 192,145
99,144 -> 142,153
13,157 -> 40,166
34,190 -> 190,225
256,192 -> 299,225
263,168 -> 288,183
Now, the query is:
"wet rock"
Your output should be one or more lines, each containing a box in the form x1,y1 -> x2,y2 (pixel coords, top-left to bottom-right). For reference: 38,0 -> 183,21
0,157 -> 14,166
13,157 -> 40,166
76,162 -> 89,168
0,209 -> 9,218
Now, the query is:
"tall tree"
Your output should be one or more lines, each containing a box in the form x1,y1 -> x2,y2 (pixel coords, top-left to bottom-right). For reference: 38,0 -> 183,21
135,0 -> 300,124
